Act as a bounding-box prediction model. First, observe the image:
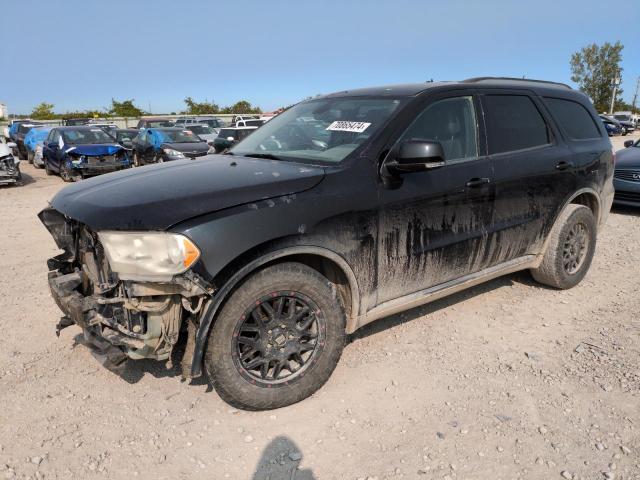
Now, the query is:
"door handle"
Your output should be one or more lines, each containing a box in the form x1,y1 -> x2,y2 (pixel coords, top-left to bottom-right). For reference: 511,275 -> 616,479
465,177 -> 491,188
556,161 -> 574,171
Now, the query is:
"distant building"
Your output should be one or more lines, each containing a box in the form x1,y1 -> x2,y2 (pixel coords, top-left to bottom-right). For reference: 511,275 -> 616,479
0,103 -> 7,119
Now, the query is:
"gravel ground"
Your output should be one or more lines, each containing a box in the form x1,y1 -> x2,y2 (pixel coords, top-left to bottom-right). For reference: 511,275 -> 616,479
0,134 -> 639,480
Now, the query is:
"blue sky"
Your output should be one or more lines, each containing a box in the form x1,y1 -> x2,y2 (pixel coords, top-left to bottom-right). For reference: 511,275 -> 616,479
2,0 -> 638,115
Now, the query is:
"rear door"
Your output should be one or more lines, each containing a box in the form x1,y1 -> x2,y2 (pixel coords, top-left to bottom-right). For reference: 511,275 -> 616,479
479,90 -> 575,263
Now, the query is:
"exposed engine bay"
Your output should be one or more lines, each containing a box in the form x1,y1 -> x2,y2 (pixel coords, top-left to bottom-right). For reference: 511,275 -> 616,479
39,208 -> 212,374
0,147 -> 21,185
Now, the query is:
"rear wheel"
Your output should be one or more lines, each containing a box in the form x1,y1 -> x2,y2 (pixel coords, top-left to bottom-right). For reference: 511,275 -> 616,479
531,204 -> 596,289
27,150 -> 34,164
133,151 -> 141,167
204,262 -> 346,410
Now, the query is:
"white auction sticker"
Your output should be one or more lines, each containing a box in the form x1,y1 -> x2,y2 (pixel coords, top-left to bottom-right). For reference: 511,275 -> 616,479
326,121 -> 371,133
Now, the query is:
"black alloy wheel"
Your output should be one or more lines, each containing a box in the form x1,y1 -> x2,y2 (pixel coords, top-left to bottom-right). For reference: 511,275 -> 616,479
232,292 -> 323,386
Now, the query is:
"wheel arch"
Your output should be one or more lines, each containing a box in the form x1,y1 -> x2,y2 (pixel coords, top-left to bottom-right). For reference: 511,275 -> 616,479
536,187 -> 601,266
190,245 -> 360,378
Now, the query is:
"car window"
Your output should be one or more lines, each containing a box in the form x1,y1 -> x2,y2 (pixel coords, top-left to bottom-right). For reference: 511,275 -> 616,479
399,96 -> 478,162
484,95 -> 550,154
544,97 -> 601,140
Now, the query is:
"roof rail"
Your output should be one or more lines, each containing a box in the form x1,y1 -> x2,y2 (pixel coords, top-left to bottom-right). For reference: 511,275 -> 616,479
463,77 -> 572,90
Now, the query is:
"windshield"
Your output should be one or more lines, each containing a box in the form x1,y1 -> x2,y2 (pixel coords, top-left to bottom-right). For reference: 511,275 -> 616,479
185,125 -> 215,135
62,128 -> 116,145
614,115 -> 630,121
242,120 -> 264,127
231,97 -> 403,163
160,130 -> 203,143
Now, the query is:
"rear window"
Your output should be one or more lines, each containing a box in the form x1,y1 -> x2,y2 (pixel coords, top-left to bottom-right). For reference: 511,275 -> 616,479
544,97 -> 601,140
484,95 -> 550,154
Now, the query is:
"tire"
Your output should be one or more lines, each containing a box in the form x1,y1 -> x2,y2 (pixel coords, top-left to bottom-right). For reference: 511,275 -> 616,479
44,159 -> 53,176
27,150 -> 34,164
133,151 -> 141,167
60,163 -> 75,182
531,204 -> 597,289
204,262 -> 346,410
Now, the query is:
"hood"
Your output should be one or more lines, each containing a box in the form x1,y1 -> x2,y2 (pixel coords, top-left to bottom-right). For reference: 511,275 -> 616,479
66,144 -> 125,156
48,155 -> 325,230
161,141 -> 209,154
615,146 -> 640,168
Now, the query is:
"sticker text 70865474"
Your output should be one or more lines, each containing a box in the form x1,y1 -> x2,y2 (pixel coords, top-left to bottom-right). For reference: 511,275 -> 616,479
325,121 -> 371,133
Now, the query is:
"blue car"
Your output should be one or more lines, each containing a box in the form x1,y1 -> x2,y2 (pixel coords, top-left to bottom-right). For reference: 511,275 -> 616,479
42,126 -> 131,182
23,126 -> 52,165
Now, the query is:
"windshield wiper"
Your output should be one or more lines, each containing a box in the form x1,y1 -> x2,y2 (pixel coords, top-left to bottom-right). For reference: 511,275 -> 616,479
242,153 -> 282,160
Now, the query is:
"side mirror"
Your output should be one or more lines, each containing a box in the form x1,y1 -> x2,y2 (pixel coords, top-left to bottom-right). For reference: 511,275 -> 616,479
387,140 -> 445,173
624,140 -> 634,148
6,142 -> 16,148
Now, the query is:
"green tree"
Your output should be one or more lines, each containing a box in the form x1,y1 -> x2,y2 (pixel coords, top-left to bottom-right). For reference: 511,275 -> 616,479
31,102 -> 56,119
220,100 -> 262,114
183,97 -> 219,115
109,98 -> 144,117
570,41 -> 624,112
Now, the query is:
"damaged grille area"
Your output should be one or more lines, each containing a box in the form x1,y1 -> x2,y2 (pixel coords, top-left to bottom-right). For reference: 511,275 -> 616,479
40,208 -> 210,374
0,154 -> 20,184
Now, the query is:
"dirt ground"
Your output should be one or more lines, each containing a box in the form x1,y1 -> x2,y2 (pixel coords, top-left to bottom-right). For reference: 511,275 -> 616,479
0,135 -> 639,480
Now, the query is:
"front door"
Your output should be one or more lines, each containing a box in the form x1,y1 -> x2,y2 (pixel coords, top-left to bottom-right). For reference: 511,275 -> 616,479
376,93 -> 496,305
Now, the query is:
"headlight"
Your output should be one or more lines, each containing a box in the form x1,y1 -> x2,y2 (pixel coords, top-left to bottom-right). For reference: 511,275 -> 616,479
98,232 -> 200,279
162,148 -> 184,158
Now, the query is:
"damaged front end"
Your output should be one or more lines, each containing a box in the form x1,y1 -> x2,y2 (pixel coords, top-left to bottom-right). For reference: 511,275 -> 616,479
39,207 -> 212,373
0,151 -> 21,185
65,144 -> 130,179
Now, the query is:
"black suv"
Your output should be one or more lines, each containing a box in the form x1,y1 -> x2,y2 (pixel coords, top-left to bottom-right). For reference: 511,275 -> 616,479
40,78 -> 614,410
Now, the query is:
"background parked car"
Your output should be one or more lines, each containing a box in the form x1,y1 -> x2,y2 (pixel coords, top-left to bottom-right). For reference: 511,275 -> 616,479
42,126 -> 131,181
600,115 -> 627,136
600,115 -> 623,136
174,117 -> 224,132
0,142 -> 21,186
182,123 -> 218,144
15,122 -> 44,159
212,126 -> 258,153
613,138 -> 640,206
234,118 -> 264,128
135,118 -> 176,129
131,127 -> 210,166
23,126 -> 52,166
113,128 -> 139,148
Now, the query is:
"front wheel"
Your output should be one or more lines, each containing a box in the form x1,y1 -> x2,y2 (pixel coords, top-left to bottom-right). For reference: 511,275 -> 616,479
133,151 -> 141,167
531,204 -> 597,289
204,262 -> 346,410
60,163 -> 75,182
44,159 -> 54,176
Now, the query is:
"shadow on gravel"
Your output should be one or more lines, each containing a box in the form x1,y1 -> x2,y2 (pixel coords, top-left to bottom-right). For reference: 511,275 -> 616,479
351,269 -> 543,341
611,205 -> 640,217
252,436 -> 316,480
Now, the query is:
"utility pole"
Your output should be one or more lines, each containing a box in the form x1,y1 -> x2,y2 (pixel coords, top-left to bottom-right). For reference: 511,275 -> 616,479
609,75 -> 621,114
632,77 -> 640,114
